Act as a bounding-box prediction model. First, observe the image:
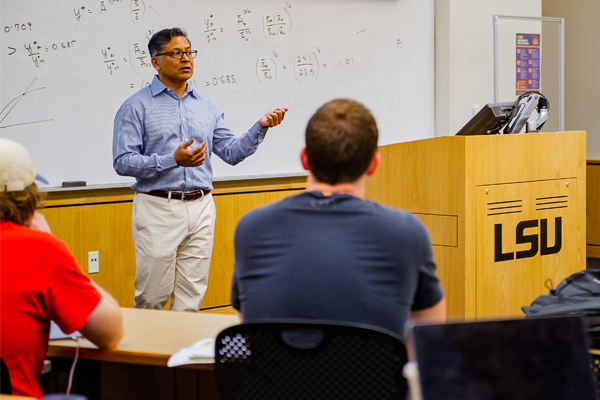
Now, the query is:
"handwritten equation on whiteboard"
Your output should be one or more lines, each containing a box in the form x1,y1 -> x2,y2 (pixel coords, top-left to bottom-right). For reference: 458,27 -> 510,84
73,0 -> 145,24
100,40 -> 154,76
2,1 -> 404,97
257,51 -> 324,83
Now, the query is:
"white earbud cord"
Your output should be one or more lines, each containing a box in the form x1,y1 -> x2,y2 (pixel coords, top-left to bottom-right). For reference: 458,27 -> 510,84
66,336 -> 80,395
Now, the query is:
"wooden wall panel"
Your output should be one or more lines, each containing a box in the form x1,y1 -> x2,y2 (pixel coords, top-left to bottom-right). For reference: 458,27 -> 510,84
41,178 -> 305,310
588,161 -> 600,258
41,200 -> 137,308
476,179 -> 582,318
202,188 -> 303,309
430,245 -> 463,319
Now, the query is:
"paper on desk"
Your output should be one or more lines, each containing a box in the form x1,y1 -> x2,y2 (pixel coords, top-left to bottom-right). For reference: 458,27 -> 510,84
167,337 -> 215,367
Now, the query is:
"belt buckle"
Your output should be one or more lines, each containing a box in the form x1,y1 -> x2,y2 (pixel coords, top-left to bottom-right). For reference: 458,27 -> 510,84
166,190 -> 184,201
171,189 -> 204,201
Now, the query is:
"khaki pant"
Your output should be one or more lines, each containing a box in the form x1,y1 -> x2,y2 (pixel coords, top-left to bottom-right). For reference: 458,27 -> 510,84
132,192 -> 216,312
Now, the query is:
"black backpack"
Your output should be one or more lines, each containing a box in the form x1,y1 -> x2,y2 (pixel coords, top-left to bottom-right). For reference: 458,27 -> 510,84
522,269 -> 600,347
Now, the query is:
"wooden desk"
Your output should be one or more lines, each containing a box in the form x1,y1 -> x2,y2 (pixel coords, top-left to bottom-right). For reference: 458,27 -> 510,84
0,396 -> 36,400
48,308 -> 238,367
45,308 -> 239,400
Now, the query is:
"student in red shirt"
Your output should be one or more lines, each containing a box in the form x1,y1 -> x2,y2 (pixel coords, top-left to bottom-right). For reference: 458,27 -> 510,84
0,138 -> 125,398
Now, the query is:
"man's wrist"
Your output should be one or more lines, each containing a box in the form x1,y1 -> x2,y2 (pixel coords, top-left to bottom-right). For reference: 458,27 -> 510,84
250,121 -> 268,140
163,153 -> 179,169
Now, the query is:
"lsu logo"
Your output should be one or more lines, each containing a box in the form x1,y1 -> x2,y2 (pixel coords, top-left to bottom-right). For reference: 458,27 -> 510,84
494,217 -> 562,262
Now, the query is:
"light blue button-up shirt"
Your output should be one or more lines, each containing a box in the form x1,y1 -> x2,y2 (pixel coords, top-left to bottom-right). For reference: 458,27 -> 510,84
113,75 -> 268,192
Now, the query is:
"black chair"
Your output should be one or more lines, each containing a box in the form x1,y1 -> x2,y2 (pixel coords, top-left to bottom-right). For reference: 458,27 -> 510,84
591,351 -> 600,396
214,320 -> 409,400
1,358 -> 11,394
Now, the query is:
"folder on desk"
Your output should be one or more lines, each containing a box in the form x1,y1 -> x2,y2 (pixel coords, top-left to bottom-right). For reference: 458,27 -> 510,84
168,337 -> 215,367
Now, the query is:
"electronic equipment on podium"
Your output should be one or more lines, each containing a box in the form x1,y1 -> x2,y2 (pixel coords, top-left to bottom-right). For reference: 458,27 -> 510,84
456,92 -> 550,136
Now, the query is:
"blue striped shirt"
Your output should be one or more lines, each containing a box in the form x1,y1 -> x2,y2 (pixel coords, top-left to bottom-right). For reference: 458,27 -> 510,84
113,75 -> 267,192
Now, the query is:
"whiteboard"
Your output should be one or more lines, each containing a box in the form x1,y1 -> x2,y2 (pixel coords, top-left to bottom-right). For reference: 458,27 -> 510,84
0,0 -> 434,189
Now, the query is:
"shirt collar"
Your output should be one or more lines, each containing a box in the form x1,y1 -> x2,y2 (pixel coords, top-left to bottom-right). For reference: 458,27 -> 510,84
150,75 -> 198,99
150,75 -> 168,96
185,83 -> 198,99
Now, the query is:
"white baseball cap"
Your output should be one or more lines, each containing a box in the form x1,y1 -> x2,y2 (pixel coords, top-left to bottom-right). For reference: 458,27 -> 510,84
0,138 -> 49,192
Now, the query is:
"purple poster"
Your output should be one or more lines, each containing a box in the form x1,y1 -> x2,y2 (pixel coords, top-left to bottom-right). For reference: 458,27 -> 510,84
516,33 -> 541,95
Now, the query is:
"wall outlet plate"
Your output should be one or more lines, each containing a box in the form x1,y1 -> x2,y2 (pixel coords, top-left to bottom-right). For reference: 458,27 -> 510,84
88,251 -> 99,274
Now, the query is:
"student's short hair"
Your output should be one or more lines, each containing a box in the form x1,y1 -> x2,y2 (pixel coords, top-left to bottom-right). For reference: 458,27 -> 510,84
305,99 -> 378,185
0,184 -> 44,226
148,27 -> 191,57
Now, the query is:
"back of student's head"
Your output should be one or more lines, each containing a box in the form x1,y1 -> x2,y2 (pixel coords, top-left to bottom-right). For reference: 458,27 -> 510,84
0,139 -> 45,225
305,99 -> 378,185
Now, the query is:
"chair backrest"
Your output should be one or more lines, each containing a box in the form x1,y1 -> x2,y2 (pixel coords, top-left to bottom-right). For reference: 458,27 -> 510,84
1,358 -> 11,394
214,320 -> 409,400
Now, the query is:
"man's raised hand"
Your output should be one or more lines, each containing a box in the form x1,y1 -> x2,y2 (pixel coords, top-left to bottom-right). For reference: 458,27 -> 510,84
259,108 -> 288,128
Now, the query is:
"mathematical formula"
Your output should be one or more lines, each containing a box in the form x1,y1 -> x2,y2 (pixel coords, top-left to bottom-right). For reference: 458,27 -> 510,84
2,1 -> 390,91
101,41 -> 153,75
237,9 -> 252,42
11,39 -> 78,68
263,3 -> 292,37
73,0 -> 144,24
206,75 -> 237,87
256,49 -> 329,83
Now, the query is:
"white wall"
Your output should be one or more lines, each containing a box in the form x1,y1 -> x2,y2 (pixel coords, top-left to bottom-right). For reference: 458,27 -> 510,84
435,0 -> 542,137
543,0 -> 600,160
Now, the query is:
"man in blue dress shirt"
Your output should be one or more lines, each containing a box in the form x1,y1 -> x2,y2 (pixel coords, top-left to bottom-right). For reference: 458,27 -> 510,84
113,27 -> 287,312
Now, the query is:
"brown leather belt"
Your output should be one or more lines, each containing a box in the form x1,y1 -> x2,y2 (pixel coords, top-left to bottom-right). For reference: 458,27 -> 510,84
146,189 -> 211,201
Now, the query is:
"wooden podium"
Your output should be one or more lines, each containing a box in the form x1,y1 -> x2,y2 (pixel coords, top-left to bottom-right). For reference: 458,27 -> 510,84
366,131 -> 586,320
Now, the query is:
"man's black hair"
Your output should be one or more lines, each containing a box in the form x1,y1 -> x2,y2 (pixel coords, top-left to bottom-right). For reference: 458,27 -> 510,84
148,27 -> 191,57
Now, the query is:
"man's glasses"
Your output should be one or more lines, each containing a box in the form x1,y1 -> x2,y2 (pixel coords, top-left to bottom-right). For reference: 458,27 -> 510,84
154,50 -> 198,60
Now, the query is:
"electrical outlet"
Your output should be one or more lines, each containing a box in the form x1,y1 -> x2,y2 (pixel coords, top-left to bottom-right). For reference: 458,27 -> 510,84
88,251 -> 99,274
